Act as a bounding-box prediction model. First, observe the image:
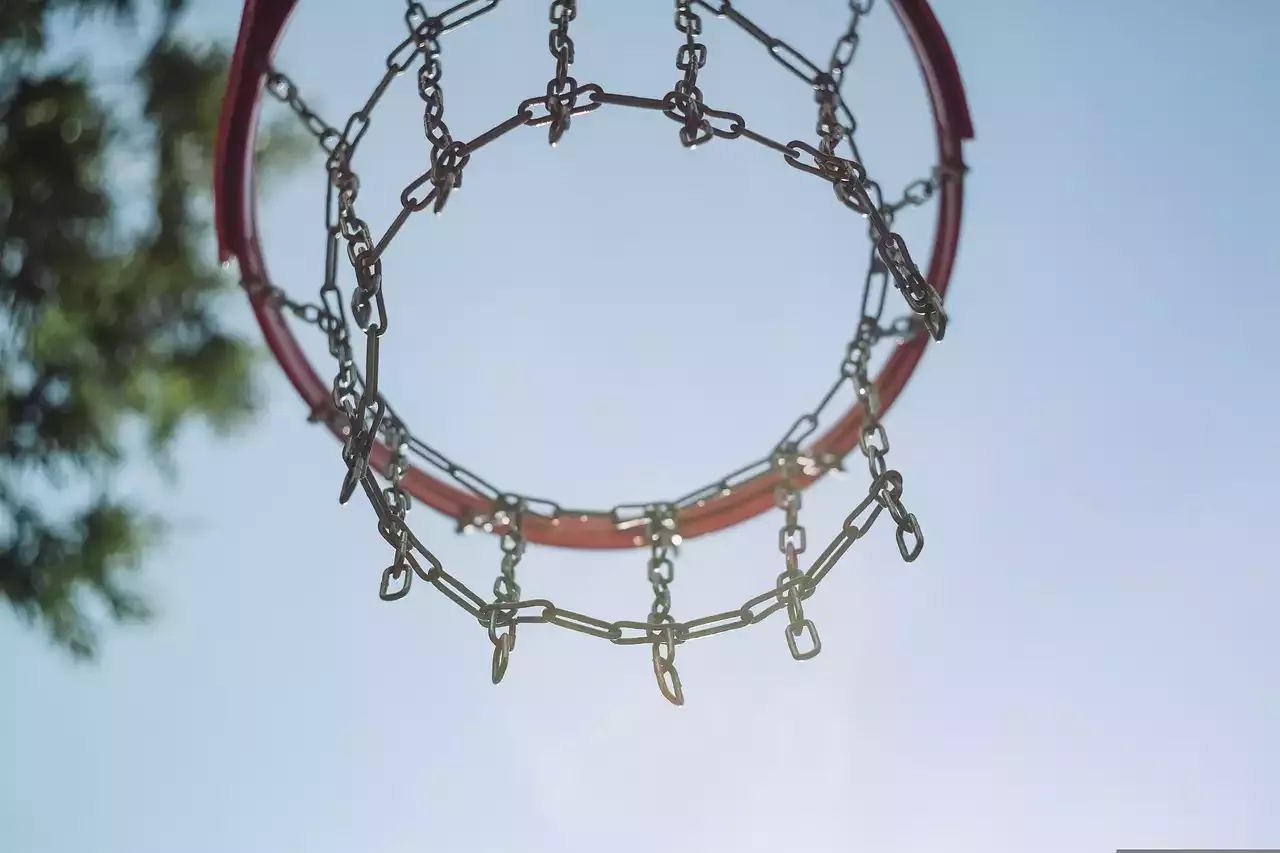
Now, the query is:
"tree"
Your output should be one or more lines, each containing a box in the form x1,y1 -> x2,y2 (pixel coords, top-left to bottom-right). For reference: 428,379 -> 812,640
0,0 -> 304,658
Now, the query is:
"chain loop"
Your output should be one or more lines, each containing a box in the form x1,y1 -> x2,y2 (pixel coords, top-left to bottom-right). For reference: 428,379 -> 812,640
546,0 -> 578,145
774,448 -> 821,661
829,0 -> 873,86
251,0 -> 960,704
652,624 -> 685,706
376,419 -> 414,600
487,495 -> 526,684
669,2 -> 713,147
646,505 -> 679,627
414,18 -> 468,212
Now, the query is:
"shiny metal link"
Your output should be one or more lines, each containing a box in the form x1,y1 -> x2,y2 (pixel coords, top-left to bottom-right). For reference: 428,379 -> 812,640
255,0 -> 953,704
815,3 -> 866,211
345,446 -> 904,704
694,0 -> 876,180
774,447 -> 807,558
488,495 -> 525,684
829,1 -> 874,86
335,126 -> 384,507
267,77 -> 937,516
262,64 -> 938,541
376,419 -> 414,600
779,543 -> 820,660
646,505 -> 679,626
644,504 -> 681,702
652,625 -> 685,706
773,446 -> 821,660
409,473 -> 898,651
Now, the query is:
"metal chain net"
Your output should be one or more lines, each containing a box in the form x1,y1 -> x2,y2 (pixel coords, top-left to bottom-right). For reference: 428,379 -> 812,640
251,0 -> 958,706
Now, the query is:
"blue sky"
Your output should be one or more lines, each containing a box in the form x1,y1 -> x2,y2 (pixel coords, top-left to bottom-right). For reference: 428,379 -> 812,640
3,1 -> 1279,852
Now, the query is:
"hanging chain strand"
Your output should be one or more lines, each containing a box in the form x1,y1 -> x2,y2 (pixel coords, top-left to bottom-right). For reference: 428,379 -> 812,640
318,144 -> 357,434
377,419 -> 415,600
545,0 -> 578,145
488,495 -> 526,684
647,504 -> 679,628
332,125 -> 386,507
250,0 -> 964,704
646,505 -> 684,705
829,1 -> 874,87
414,16 -> 466,213
668,1 -> 712,147
820,2 -> 872,213
774,446 -> 821,661
846,197 -> 926,565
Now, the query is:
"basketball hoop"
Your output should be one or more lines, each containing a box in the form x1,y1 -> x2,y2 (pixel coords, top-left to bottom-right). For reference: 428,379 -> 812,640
215,0 -> 973,705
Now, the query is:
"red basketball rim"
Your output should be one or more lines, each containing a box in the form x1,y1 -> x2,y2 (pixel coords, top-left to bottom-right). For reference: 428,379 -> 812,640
214,0 -> 975,549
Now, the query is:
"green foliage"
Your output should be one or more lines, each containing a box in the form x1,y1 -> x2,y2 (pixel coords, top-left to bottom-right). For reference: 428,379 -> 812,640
0,0 -> 304,658
1,0 -> 135,55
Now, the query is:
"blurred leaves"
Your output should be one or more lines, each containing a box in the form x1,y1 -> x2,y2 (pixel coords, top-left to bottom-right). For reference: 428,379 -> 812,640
1,0 -> 307,659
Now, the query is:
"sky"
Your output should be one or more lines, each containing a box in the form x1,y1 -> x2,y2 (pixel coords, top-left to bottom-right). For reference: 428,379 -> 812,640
3,1 -> 1280,852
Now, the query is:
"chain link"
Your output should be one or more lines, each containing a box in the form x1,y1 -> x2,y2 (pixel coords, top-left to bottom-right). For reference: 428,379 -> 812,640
265,70 -> 341,153
773,446 -> 821,660
829,1 -> 873,86
545,0 -> 578,145
646,505 -> 679,624
487,495 -> 525,683
251,0 -> 959,705
818,3 -> 872,214
377,419 -> 414,600
413,15 -> 466,213
668,2 -> 713,148
333,116 -> 386,506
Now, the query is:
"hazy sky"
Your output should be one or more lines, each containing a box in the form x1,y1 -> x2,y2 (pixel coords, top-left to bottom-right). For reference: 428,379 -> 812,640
3,2 -> 1279,852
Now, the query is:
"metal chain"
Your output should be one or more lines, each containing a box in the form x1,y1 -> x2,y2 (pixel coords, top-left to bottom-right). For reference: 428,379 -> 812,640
829,0 -> 874,87
881,164 -> 964,219
251,0 -> 960,705
331,131 -> 387,507
413,15 -> 466,213
265,71 -> 341,154
488,495 -> 525,684
645,505 -> 682,704
843,249 -> 923,562
546,0 -> 578,145
774,446 -> 821,660
668,1 -> 713,148
406,0 -> 507,36
819,3 -> 872,213
354,462 -> 900,706
265,79 -> 941,521
377,418 -> 415,599
692,0 -> 949,337
652,625 -> 684,707
646,504 -> 679,627
260,8 -> 945,538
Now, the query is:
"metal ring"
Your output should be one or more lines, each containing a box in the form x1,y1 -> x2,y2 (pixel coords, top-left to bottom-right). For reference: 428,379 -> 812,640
214,0 -> 973,550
